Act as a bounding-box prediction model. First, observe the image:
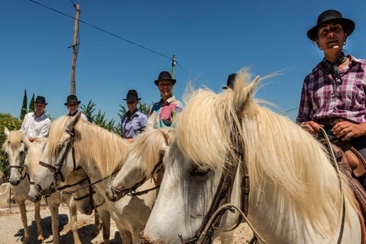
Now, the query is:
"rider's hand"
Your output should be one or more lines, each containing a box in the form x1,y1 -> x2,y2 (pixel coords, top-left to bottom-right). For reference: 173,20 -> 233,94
300,121 -> 323,135
332,121 -> 366,141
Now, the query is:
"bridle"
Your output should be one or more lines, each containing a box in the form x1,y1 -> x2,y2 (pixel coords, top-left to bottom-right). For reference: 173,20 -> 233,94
39,128 -> 78,187
176,120 -> 260,244
8,143 -> 29,182
55,167 -> 96,205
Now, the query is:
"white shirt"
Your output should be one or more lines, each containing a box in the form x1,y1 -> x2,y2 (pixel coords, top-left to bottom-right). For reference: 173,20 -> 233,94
20,112 -> 51,139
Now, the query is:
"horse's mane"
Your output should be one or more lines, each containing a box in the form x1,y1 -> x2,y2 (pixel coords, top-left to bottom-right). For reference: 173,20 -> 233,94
2,130 -> 22,151
129,127 -> 175,177
47,116 -> 130,177
175,70 -> 358,239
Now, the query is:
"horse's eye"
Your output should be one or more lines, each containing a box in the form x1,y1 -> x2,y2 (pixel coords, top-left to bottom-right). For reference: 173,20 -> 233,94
191,167 -> 210,177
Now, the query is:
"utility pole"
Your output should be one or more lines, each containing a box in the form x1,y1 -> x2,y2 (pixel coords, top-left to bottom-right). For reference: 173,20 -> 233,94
69,4 -> 80,95
171,54 -> 176,79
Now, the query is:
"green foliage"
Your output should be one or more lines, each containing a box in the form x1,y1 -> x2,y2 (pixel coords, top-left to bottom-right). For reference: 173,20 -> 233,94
139,102 -> 150,115
0,113 -> 22,173
80,100 -> 96,122
20,90 -> 28,120
29,93 -> 35,112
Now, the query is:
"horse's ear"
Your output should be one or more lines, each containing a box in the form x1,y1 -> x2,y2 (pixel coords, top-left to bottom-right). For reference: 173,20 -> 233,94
147,112 -> 157,129
233,74 -> 261,114
21,133 -> 32,149
66,113 -> 81,131
4,127 -> 10,136
74,112 -> 82,126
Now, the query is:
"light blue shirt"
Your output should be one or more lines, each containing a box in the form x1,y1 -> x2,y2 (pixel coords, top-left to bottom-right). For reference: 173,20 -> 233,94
121,110 -> 148,138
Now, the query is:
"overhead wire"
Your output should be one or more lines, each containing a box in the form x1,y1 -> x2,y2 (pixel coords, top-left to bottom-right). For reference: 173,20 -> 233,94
29,0 -> 192,78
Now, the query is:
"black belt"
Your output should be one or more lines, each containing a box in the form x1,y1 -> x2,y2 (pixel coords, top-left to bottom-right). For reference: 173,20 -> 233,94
314,117 -> 344,125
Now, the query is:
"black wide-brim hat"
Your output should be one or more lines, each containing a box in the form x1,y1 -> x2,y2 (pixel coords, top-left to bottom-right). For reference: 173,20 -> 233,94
64,94 -> 81,105
154,71 -> 176,86
307,9 -> 355,41
222,73 -> 236,89
35,96 -> 48,105
123,89 -> 141,101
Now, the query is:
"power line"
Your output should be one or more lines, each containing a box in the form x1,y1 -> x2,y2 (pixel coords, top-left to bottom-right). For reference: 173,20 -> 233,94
282,107 -> 298,114
29,0 -> 192,78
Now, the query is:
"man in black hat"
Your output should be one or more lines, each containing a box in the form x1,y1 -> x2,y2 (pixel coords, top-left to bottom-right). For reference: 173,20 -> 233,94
64,94 -> 88,120
121,89 -> 147,142
20,95 -> 51,142
296,9 -> 366,189
149,71 -> 183,128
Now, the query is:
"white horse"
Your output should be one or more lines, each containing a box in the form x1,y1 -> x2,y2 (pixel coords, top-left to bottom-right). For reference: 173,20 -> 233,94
3,127 -> 96,244
2,128 -> 43,243
29,114 -> 157,244
139,71 -> 363,243
105,127 -> 174,201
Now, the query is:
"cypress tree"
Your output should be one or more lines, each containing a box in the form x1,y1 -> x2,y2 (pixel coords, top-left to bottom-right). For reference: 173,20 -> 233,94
29,93 -> 35,112
20,90 -> 28,120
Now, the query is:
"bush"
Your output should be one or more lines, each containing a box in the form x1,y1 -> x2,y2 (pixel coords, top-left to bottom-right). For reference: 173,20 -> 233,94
0,113 -> 22,174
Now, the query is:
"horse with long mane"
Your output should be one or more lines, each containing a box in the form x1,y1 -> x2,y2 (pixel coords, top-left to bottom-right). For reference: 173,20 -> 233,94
2,128 -> 43,243
29,114 -> 157,243
139,71 -> 363,243
3,128 -> 96,243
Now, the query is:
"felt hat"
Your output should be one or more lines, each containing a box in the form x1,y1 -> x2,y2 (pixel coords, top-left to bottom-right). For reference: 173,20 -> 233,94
154,71 -> 176,86
307,9 -> 355,41
123,89 -> 141,101
64,95 -> 81,105
222,73 -> 236,89
34,96 -> 48,105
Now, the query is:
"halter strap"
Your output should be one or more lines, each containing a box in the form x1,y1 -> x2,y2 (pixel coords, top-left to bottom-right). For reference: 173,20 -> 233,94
38,129 -> 77,183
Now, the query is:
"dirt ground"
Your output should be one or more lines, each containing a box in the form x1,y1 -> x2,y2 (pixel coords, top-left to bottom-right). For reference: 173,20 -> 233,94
0,200 -> 253,243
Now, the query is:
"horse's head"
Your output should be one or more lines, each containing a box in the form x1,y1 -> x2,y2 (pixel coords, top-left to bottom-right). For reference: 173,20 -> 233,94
140,71 -> 258,243
26,138 -> 47,203
2,127 -> 31,186
106,127 -> 174,201
59,167 -> 95,215
32,113 -> 82,197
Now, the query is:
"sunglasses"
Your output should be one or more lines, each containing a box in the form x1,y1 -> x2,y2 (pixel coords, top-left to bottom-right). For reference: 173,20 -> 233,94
127,101 -> 137,104
68,103 -> 78,106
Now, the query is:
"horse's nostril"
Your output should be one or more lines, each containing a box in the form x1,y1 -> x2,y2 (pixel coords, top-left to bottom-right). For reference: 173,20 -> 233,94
10,180 -> 20,186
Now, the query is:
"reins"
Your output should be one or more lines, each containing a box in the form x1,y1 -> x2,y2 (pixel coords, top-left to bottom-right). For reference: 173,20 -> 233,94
318,127 -> 346,244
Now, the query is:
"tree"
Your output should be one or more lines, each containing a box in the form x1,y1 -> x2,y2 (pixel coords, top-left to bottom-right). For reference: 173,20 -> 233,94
20,90 -> 28,120
80,100 -> 96,122
29,93 -> 35,112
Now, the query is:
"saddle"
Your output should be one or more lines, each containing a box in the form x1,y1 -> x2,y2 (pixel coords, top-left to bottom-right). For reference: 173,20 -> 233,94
322,139 -> 366,222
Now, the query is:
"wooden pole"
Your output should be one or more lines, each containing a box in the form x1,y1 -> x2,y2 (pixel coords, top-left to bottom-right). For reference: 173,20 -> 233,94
70,4 -> 80,95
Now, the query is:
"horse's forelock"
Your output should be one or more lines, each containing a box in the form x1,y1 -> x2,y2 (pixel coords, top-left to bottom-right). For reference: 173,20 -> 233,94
175,71 -> 256,171
26,139 -> 45,176
3,130 -> 22,151
131,128 -> 175,177
47,116 -> 70,158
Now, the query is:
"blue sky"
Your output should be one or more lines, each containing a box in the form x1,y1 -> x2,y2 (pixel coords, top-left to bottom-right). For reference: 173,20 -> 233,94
1,1 -> 366,123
